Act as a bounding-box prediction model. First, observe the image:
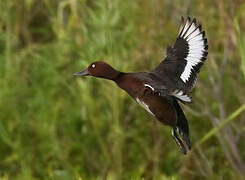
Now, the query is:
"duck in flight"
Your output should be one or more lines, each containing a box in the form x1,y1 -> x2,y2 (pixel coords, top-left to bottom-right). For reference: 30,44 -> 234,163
73,17 -> 208,154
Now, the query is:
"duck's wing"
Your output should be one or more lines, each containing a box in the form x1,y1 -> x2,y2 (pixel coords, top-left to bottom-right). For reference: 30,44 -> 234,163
151,17 -> 208,102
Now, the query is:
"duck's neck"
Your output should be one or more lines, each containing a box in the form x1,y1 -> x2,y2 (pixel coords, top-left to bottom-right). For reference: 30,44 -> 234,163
97,66 -> 122,81
107,70 -> 122,81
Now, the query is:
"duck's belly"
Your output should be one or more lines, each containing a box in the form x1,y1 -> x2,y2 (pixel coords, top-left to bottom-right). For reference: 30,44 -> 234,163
136,92 -> 177,127
136,97 -> 155,116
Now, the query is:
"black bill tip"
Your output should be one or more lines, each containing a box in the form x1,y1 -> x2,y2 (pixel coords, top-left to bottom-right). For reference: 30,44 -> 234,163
73,69 -> 89,76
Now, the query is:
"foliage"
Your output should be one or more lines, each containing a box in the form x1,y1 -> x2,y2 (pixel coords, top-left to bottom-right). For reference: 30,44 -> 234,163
0,0 -> 245,179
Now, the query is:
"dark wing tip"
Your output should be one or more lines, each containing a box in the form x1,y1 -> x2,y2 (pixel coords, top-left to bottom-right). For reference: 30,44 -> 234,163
192,18 -> 197,25
203,51 -> 208,57
199,24 -> 203,31
203,37 -> 208,44
181,16 -> 185,23
204,44 -> 208,50
202,31 -> 206,38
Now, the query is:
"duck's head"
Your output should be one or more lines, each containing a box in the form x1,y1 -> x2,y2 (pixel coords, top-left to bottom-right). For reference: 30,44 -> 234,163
73,61 -> 120,80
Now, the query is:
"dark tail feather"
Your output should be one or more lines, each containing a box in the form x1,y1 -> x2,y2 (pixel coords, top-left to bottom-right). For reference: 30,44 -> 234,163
174,100 -> 191,150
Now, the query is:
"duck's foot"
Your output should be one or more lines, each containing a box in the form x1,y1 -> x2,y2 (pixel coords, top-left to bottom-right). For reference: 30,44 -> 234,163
177,127 -> 191,150
172,127 -> 187,154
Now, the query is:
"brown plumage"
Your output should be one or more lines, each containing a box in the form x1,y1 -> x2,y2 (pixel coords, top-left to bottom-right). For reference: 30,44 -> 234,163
74,17 -> 208,154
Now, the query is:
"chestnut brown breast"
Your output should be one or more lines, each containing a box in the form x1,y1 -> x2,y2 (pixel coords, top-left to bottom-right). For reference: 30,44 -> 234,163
116,74 -> 145,98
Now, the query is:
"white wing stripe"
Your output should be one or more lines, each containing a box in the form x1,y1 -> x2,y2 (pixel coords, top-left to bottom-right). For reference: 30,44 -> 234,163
181,63 -> 193,82
189,47 -> 205,51
189,37 -> 204,44
183,23 -> 196,39
186,26 -> 199,37
187,32 -> 202,41
186,29 -> 201,40
188,55 -> 204,60
180,20 -> 191,37
187,56 -> 202,63
178,23 -> 185,36
189,51 -> 204,56
190,36 -> 204,42
188,41 -> 204,48
176,18 -> 208,84
189,48 -> 205,53
189,44 -> 205,48
187,59 -> 199,66
172,90 -> 192,102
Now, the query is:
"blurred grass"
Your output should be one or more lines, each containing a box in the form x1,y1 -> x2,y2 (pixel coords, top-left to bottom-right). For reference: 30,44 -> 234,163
0,0 -> 245,179
235,18 -> 245,79
195,104 -> 245,148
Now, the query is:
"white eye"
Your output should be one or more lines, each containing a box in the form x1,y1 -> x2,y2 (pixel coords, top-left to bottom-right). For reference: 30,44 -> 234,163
92,64 -> 95,68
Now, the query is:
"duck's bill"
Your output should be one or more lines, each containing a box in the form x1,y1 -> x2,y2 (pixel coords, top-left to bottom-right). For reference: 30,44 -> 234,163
73,69 -> 89,76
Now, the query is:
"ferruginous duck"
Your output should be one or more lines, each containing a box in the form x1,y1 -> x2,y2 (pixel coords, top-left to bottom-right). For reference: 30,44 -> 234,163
73,17 -> 208,154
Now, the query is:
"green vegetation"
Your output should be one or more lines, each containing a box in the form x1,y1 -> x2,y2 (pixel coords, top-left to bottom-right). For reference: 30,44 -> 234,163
0,0 -> 245,179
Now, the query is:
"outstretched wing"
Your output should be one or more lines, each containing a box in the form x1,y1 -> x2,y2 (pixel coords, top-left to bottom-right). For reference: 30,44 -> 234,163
151,17 -> 208,102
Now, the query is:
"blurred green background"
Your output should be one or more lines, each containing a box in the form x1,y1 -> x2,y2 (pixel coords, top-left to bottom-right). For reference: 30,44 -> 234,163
0,0 -> 245,179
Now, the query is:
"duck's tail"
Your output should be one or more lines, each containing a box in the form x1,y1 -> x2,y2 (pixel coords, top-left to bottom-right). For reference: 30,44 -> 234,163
172,99 -> 191,154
